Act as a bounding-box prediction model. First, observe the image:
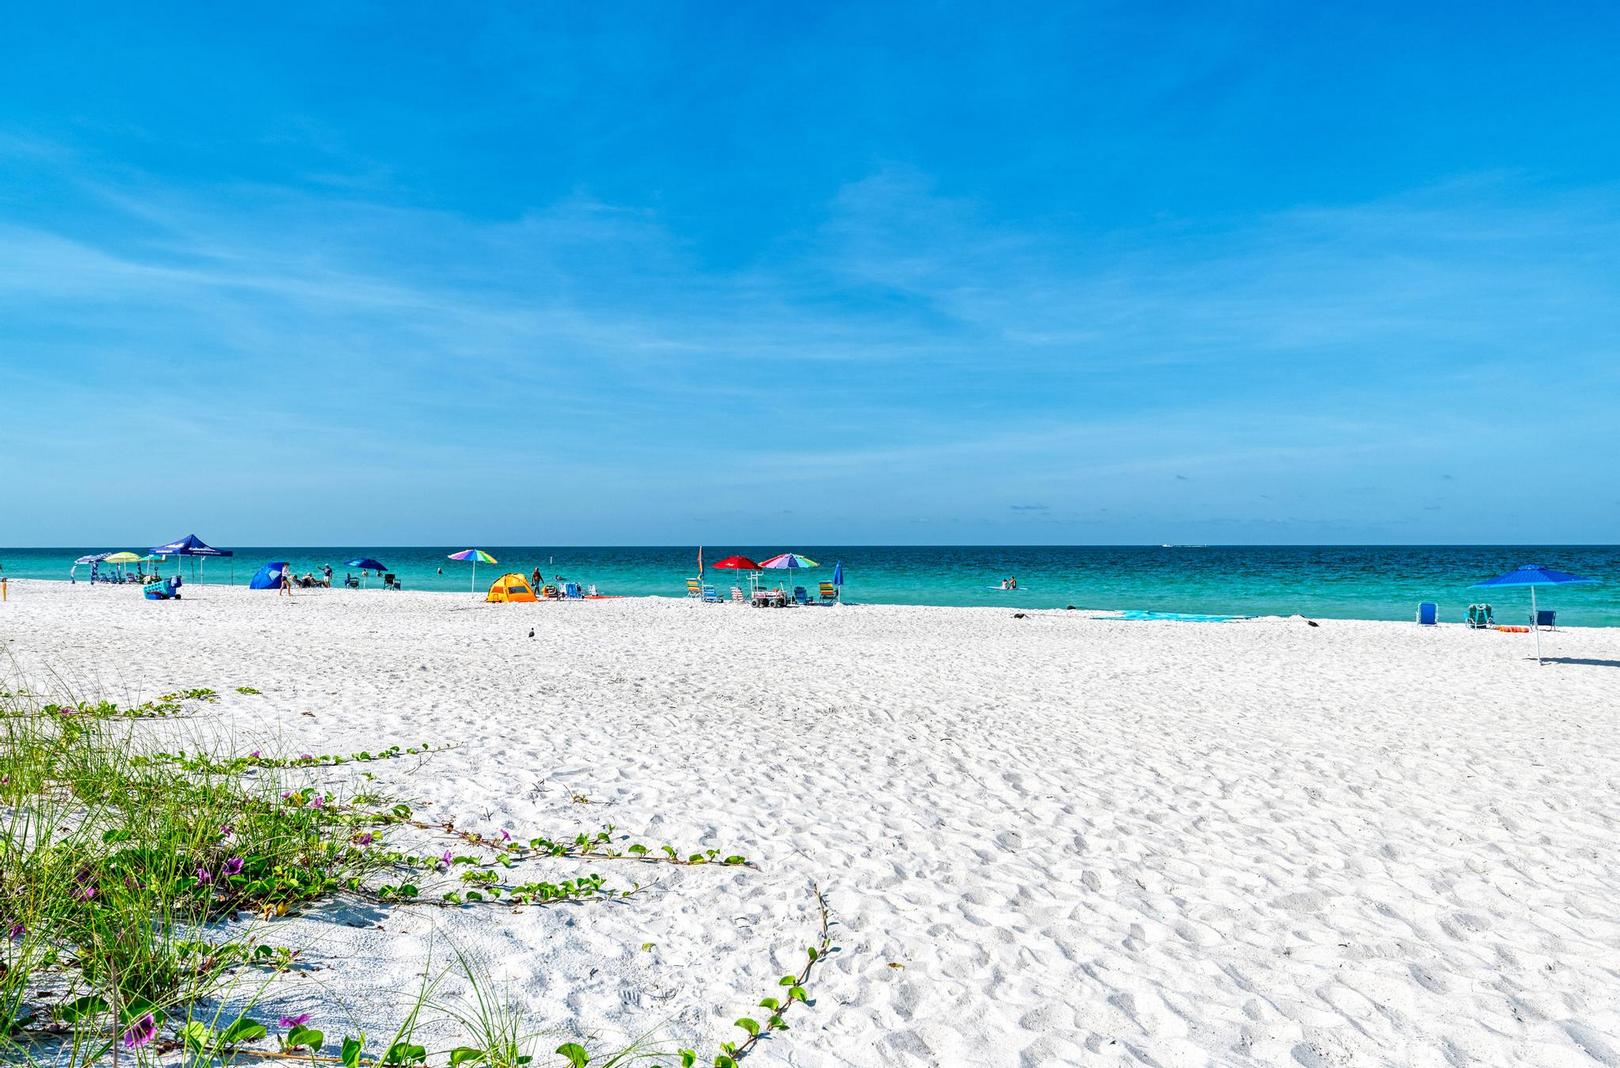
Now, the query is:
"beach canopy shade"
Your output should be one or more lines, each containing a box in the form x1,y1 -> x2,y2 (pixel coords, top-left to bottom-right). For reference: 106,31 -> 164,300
347,558 -> 387,571
448,548 -> 497,592
248,562 -> 291,590
710,555 -> 763,570
486,573 -> 538,603
1472,564 -> 1598,664
73,553 -> 112,565
150,534 -> 233,557
104,552 -> 142,564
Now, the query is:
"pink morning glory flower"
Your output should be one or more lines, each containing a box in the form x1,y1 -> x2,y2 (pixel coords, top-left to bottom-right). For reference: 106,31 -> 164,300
122,1013 -> 157,1050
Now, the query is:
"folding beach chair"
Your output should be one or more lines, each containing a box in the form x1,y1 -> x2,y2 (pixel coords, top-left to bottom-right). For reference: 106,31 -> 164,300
1416,602 -> 1438,626
686,578 -> 702,598
730,586 -> 745,603
1466,603 -> 1494,629
701,585 -> 721,603
818,581 -> 839,603
1533,609 -> 1557,630
793,586 -> 811,605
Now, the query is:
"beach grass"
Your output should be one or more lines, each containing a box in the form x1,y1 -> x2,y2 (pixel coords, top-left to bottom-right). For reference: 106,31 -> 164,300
0,683 -> 832,1067
0,688 -> 388,1062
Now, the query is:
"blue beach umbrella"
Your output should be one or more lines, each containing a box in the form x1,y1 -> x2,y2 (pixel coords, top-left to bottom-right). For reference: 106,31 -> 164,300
346,558 -> 387,588
832,561 -> 844,601
1472,564 -> 1598,664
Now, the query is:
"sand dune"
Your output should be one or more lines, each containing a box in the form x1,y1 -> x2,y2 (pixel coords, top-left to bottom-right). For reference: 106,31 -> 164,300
4,581 -> 1619,1066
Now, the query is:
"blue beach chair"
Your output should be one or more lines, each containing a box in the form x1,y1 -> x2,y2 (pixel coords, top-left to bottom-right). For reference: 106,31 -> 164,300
1534,609 -> 1556,630
1416,602 -> 1438,626
701,585 -> 721,603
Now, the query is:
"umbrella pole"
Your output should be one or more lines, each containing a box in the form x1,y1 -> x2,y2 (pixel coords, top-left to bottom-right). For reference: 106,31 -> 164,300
472,560 -> 477,594
1532,585 -> 1542,665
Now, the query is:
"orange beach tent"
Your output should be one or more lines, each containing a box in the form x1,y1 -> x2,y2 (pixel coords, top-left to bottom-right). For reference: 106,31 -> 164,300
486,573 -> 538,603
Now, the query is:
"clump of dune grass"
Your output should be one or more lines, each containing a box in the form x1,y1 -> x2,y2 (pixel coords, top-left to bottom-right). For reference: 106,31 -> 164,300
0,683 -> 834,1068
0,687 -> 387,1062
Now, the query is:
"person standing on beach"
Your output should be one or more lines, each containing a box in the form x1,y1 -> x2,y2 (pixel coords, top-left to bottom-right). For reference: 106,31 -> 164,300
278,566 -> 293,597
531,566 -> 542,589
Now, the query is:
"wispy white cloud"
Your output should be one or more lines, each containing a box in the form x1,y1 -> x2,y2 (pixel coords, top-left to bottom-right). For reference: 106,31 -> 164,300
2,136 -> 1617,542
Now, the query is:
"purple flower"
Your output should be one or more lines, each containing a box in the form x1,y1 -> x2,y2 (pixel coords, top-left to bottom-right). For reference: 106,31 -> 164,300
122,1013 -> 156,1050
279,1013 -> 311,1029
220,824 -> 235,839
7,922 -> 24,941
249,750 -> 261,759
440,849 -> 453,867
499,829 -> 511,842
352,832 -> 374,846
222,856 -> 244,877
298,753 -> 313,762
196,867 -> 212,885
311,795 -> 325,809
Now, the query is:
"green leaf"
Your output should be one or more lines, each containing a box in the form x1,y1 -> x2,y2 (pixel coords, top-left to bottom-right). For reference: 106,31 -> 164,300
723,856 -> 746,865
221,1017 -> 268,1046
555,1042 -> 590,1068
734,1018 -> 760,1037
341,1035 -> 365,1068
778,975 -> 796,986
449,1047 -> 486,1066
806,946 -> 818,961
384,1041 -> 427,1065
57,995 -> 107,1023
758,997 -> 779,1010
714,1057 -> 737,1068
789,985 -> 808,1003
679,1052 -> 696,1068
768,1015 -> 787,1031
181,1021 -> 215,1053
288,1025 -> 325,1051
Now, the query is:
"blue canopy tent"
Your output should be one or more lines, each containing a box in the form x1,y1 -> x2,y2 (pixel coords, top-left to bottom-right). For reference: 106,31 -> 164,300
149,534 -> 234,585
1472,564 -> 1598,665
248,562 -> 291,590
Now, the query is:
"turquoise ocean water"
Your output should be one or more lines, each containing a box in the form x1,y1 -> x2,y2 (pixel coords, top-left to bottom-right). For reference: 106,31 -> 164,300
2,546 -> 1615,626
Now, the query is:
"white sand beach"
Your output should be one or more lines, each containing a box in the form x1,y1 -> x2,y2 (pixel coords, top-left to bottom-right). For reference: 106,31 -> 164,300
3,581 -> 1619,1067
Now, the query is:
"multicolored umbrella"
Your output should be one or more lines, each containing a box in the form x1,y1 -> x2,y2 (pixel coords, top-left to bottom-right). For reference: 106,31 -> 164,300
760,552 -> 819,570
760,553 -> 818,598
448,549 -> 498,592
104,552 -> 141,564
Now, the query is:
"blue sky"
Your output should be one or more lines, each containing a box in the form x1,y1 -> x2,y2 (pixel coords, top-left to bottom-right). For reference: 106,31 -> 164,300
2,2 -> 1617,545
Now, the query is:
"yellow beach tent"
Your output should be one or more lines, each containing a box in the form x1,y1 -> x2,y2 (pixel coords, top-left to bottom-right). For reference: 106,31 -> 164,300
486,573 -> 538,603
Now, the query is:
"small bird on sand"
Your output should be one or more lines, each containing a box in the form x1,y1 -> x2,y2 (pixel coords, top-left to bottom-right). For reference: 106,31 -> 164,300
528,628 -> 535,638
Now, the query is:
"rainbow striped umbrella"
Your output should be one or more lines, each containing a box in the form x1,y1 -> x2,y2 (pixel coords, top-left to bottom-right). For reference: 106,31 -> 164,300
760,552 -> 819,570
448,549 -> 498,592
760,553 -> 818,598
